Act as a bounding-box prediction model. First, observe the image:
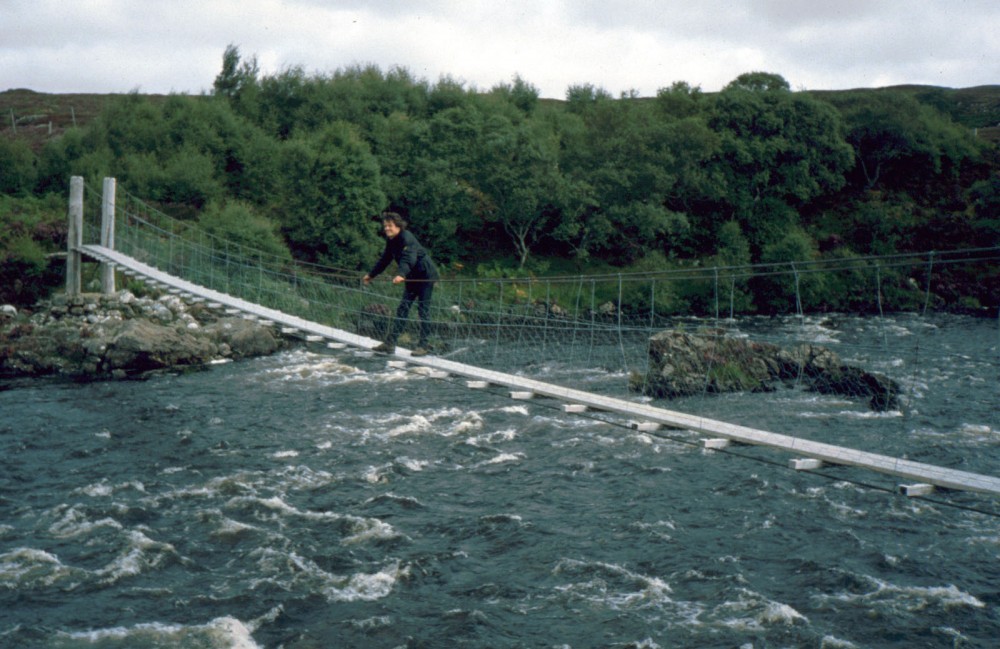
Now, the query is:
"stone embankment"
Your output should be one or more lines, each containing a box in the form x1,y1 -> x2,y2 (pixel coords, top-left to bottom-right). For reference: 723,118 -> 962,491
630,328 -> 900,411
0,292 -> 291,381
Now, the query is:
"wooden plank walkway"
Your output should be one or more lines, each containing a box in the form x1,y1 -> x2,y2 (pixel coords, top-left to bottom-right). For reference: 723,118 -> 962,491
81,244 -> 1000,496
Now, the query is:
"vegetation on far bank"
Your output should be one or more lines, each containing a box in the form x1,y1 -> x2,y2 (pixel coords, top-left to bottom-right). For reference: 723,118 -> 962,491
2,46 -> 998,315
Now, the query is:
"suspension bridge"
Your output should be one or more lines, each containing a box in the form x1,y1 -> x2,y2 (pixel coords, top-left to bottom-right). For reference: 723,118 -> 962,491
66,177 -> 1000,497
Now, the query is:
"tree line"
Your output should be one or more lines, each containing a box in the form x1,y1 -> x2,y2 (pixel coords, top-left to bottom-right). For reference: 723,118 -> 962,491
2,45 -> 998,312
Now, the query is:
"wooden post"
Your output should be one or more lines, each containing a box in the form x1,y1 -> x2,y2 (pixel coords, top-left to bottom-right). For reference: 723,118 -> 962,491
66,176 -> 83,296
100,177 -> 116,294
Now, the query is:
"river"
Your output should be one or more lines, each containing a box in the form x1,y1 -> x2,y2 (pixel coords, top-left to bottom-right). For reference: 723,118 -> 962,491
2,313 -> 998,648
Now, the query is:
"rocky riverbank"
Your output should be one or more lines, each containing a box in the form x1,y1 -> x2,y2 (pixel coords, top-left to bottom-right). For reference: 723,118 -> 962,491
0,292 -> 292,381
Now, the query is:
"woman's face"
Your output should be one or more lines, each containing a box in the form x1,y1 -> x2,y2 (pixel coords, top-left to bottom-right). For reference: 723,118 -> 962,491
382,220 -> 401,239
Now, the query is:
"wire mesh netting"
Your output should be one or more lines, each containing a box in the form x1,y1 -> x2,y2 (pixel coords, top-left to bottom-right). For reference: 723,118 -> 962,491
79,181 -> 1000,432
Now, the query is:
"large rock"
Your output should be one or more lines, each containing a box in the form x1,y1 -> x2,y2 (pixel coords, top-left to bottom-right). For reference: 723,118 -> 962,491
1,292 -> 291,380
630,328 -> 900,411
204,318 -> 284,359
102,319 -> 219,373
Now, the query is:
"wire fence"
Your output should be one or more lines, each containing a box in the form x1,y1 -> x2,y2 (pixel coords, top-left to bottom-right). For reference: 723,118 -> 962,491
79,181 -> 1000,428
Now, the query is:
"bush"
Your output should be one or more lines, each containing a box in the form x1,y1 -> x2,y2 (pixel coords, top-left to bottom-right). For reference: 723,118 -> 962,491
0,137 -> 37,195
0,194 -> 67,306
1,235 -> 52,305
618,252 -> 685,317
198,201 -> 291,262
753,227 -> 825,314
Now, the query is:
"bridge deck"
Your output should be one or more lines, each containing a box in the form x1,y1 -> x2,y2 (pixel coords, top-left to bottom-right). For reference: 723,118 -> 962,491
81,244 -> 1000,496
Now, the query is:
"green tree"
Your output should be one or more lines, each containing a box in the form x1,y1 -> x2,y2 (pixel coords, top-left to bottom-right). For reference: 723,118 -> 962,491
557,92 -> 692,264
213,44 -> 259,101
655,81 -> 704,119
372,110 -> 479,263
712,220 -> 753,313
829,90 -> 982,194
489,74 -> 540,115
753,227 -> 825,313
35,128 -> 91,194
724,71 -> 791,93
276,122 -> 385,268
157,145 -> 221,209
706,74 -> 853,257
565,83 -> 613,114
198,200 -> 291,261
473,113 -> 564,268
427,76 -> 475,114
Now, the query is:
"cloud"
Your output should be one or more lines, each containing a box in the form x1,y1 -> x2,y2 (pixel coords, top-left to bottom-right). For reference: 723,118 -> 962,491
2,0 -> 998,98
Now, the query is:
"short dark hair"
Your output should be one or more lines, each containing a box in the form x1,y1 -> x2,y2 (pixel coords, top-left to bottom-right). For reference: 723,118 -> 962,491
380,211 -> 407,230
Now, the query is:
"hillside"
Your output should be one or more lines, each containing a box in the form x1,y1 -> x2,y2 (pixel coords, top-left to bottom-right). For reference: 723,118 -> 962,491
4,84 -> 1000,152
811,84 -> 1000,141
0,88 -> 172,152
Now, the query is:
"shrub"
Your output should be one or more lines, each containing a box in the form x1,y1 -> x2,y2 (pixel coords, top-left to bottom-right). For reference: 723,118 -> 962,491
198,201 -> 291,262
0,194 -> 67,306
0,137 -> 37,195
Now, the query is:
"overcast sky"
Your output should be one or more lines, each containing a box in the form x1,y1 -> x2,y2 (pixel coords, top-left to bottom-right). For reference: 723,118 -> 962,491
3,0 -> 998,99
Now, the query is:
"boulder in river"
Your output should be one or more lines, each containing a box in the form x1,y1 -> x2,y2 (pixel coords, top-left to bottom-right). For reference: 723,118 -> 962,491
629,328 -> 900,411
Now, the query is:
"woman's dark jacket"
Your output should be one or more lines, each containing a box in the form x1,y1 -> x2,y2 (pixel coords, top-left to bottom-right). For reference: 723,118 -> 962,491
368,230 -> 439,285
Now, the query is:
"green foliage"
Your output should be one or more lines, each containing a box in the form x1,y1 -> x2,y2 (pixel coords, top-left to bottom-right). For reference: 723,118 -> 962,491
158,146 -> 221,208
811,248 -> 882,313
489,75 -> 540,115
565,83 -> 611,112
213,44 -> 260,101
655,81 -> 704,118
969,174 -> 1000,246
0,137 -> 37,195
842,196 -> 920,255
276,122 -> 385,268
617,252 -> 684,316
724,71 -> 791,93
0,194 -> 65,305
2,233 -> 46,269
13,53 -> 998,313
706,81 -> 854,259
828,90 -> 984,196
373,110 -> 481,263
753,227 -> 826,314
707,221 -> 754,314
472,112 -> 565,267
35,128 -> 86,194
707,362 -> 761,392
557,93 -> 704,263
198,201 -> 291,261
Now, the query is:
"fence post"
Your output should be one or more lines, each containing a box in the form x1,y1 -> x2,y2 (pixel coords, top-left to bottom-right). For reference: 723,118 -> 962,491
100,177 -> 116,295
66,176 -> 83,296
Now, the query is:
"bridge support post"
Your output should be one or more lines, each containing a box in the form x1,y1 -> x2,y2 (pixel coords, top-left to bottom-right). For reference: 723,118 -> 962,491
66,176 -> 83,296
100,177 -> 116,295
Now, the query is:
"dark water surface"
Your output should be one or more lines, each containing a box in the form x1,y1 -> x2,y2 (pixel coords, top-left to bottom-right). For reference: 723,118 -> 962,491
2,315 -> 998,648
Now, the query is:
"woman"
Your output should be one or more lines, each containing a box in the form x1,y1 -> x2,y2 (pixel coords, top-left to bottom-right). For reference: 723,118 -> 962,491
362,212 -> 439,356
